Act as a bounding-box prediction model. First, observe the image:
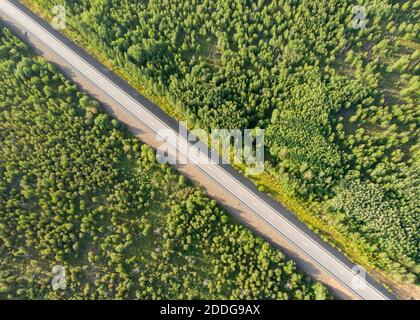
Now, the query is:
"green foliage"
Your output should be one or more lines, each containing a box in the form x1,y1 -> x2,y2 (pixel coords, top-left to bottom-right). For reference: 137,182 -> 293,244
0,25 -> 329,300
23,0 -> 420,282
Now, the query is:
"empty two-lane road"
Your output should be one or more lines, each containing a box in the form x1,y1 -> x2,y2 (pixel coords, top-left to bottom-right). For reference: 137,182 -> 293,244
0,0 -> 394,300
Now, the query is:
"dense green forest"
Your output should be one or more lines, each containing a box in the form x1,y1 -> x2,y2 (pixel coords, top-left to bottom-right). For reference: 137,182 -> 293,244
23,0 -> 419,285
0,25 -> 330,299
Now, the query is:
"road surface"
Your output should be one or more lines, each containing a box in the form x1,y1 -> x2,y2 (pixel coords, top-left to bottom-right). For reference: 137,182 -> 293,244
0,0 -> 394,300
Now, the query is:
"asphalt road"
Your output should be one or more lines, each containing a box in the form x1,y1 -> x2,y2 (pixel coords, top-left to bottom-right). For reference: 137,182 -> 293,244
0,0 -> 395,300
